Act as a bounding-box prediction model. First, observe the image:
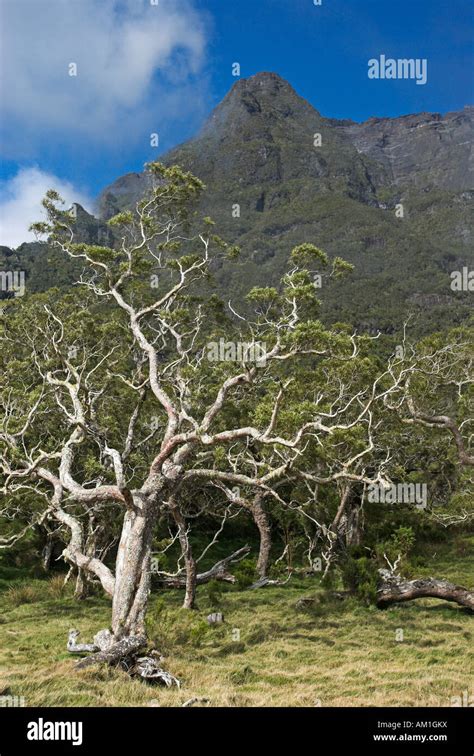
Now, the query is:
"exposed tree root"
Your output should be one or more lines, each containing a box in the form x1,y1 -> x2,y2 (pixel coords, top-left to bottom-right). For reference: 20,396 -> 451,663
124,652 -> 181,688
67,629 -> 180,686
74,634 -> 147,669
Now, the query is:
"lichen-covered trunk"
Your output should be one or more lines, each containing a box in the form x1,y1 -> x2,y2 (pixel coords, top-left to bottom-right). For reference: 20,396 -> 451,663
183,555 -> 197,609
251,496 -> 272,579
73,515 -> 99,600
111,501 -> 155,639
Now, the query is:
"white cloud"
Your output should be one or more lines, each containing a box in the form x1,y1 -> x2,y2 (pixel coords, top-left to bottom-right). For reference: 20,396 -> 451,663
0,167 -> 92,248
0,0 -> 208,152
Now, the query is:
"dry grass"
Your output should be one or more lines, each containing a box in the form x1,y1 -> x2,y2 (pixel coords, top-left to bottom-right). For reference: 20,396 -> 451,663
0,541 -> 472,708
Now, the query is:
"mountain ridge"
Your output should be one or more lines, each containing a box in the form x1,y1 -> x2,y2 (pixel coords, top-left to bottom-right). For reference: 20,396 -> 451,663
2,72 -> 473,335
98,72 -> 473,217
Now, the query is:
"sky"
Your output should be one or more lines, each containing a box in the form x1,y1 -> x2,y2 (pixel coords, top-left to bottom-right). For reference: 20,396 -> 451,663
0,0 -> 473,247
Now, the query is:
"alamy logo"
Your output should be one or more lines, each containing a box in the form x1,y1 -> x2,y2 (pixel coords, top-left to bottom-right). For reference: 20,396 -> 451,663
0,695 -> 25,707
0,270 -> 25,297
27,718 -> 83,746
450,267 -> 474,292
207,339 -> 267,367
368,55 -> 428,85
368,482 -> 427,509
450,690 -> 473,707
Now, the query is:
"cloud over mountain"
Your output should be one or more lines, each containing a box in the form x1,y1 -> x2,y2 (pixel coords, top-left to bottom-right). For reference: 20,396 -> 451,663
0,0 -> 209,155
0,167 -> 92,248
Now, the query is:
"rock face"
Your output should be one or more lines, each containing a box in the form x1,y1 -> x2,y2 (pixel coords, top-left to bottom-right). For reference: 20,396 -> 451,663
330,107 -> 474,191
95,72 -> 473,334
7,72 -> 474,334
98,73 -> 473,214
98,72 -> 387,217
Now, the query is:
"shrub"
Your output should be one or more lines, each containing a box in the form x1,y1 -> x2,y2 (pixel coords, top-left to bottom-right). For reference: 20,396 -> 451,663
206,579 -> 223,608
233,559 -> 257,589
340,550 -> 379,605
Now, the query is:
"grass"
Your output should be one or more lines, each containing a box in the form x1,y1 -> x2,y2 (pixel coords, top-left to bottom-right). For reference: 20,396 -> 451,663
0,539 -> 472,708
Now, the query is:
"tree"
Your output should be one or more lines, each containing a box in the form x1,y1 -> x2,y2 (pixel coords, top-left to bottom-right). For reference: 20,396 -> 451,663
1,164 -> 380,662
2,165 -> 471,678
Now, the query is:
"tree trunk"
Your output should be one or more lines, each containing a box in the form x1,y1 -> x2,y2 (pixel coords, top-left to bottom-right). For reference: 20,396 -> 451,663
41,532 -> 54,571
345,496 -> 362,547
182,556 -> 197,609
170,502 -> 197,609
74,568 -> 88,600
377,573 -> 474,610
73,515 -> 101,600
251,495 -> 272,579
111,499 -> 155,639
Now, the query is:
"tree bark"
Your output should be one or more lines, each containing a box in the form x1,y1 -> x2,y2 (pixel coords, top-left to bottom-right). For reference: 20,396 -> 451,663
76,635 -> 147,669
74,568 -> 88,600
73,515 -> 102,600
377,573 -> 474,610
345,495 -> 363,547
111,497 -> 155,639
41,532 -> 54,571
250,494 -> 272,579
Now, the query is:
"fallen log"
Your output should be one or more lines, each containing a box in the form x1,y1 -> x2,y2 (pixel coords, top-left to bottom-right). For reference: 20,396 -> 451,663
249,577 -> 282,589
249,573 -> 292,590
377,571 -> 474,610
155,545 -> 250,588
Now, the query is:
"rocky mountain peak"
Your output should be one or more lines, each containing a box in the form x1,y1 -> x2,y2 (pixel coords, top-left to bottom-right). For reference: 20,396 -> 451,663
200,71 -> 320,137
224,71 -> 301,101
5,72 -> 472,337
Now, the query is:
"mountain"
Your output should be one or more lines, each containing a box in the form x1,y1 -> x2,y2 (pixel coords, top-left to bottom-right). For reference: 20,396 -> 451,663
3,72 -> 473,334
0,203 -> 112,301
99,73 -> 387,218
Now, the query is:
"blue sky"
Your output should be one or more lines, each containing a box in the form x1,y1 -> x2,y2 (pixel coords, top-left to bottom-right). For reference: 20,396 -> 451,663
1,0 -> 473,246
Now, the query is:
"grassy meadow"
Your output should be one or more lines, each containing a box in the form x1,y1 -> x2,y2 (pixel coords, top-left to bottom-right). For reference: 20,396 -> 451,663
0,536 -> 472,708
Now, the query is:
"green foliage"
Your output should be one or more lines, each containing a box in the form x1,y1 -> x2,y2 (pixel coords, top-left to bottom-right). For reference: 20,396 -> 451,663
374,526 -> 416,575
390,527 -> 416,559
332,256 -> 354,278
290,243 -> 328,267
206,579 -> 223,608
245,286 -> 279,304
340,548 -> 379,605
233,559 -> 257,589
